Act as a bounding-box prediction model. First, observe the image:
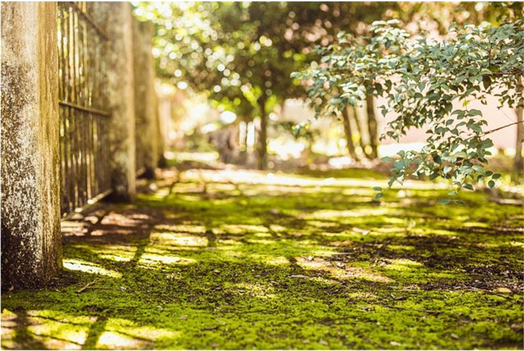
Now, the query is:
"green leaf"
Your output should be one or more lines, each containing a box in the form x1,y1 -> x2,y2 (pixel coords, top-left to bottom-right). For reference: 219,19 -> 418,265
469,109 -> 482,117
463,183 -> 474,191
469,123 -> 482,133
491,173 -> 501,179
374,83 -> 383,96
437,198 -> 451,205
375,193 -> 384,200
435,127 -> 447,134
472,165 -> 485,174
373,187 -> 383,191
488,180 -> 495,188
482,75 -> 491,89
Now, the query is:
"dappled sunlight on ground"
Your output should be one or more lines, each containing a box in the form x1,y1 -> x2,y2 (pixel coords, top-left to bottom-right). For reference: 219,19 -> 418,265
177,168 -> 453,192
2,166 -> 523,349
63,259 -> 123,278
1,309 -> 180,350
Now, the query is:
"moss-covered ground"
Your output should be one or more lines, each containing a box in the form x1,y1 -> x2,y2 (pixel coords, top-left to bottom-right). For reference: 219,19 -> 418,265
2,167 -> 523,349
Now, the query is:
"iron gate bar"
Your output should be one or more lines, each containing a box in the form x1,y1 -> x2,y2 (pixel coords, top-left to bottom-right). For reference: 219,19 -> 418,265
58,2 -> 112,216
65,2 -> 109,41
58,3 -> 146,217
59,101 -> 110,117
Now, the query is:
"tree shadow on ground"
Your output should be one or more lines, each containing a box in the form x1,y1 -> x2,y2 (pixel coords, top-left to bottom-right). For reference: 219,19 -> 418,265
2,167 -> 523,350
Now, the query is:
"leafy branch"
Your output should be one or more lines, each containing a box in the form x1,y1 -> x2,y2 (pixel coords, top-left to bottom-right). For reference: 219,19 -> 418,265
294,18 -> 524,202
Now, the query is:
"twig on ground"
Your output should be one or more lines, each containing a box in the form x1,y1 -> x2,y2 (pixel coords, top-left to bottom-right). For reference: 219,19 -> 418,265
86,287 -> 115,291
76,279 -> 98,294
383,305 -> 441,315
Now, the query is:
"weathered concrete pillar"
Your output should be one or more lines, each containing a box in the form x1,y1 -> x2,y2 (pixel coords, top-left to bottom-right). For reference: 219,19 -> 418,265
153,86 -> 168,168
1,2 -> 62,290
133,19 -> 158,178
106,3 -> 136,201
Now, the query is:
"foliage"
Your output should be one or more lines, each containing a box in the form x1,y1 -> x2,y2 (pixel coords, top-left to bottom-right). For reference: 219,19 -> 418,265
134,2 -> 330,168
294,18 -> 524,201
133,2 -> 313,114
133,2 -> 409,167
394,2 -> 523,33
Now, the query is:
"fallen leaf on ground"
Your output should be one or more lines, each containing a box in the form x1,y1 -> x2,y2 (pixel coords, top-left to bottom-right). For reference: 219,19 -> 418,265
352,227 -> 370,235
493,287 -> 512,294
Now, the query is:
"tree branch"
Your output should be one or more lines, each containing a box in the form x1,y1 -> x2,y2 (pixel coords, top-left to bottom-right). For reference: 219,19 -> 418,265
483,120 -> 524,136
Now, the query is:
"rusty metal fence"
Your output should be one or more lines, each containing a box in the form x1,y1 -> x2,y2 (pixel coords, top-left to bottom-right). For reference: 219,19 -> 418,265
57,2 -> 111,216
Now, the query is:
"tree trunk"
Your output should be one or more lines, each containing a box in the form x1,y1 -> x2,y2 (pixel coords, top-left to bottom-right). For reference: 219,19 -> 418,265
240,118 -> 249,151
514,78 -> 523,177
366,94 -> 379,159
280,102 -> 286,120
342,107 -> 359,161
257,97 -> 268,170
351,105 -> 364,148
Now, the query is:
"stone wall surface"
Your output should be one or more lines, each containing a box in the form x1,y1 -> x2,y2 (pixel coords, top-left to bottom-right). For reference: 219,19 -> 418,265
1,2 -> 62,289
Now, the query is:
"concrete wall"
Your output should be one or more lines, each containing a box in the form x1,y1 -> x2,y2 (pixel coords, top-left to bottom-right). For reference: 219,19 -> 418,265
154,84 -> 167,168
133,19 -> 158,178
1,2 -> 162,289
106,3 -> 136,201
1,2 -> 62,289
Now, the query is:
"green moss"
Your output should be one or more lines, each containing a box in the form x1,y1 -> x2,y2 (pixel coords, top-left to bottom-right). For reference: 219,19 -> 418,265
2,169 -> 522,349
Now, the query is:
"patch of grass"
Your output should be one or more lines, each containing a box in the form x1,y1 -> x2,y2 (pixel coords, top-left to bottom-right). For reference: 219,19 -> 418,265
2,168 -> 523,349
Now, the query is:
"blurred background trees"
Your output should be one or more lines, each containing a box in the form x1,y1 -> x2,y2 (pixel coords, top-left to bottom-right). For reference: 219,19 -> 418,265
133,2 -> 523,185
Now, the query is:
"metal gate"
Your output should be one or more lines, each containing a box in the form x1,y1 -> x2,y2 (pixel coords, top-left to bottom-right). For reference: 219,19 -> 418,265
57,2 -> 111,216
